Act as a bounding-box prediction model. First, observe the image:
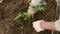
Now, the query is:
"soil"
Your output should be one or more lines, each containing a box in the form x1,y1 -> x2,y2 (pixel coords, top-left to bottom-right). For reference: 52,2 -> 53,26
0,0 -> 60,34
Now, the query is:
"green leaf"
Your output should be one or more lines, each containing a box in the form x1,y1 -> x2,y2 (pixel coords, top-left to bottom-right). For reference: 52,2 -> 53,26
0,0 -> 3,3
29,3 -> 32,7
34,6 -> 39,12
24,17 -> 27,20
37,6 -> 46,11
22,12 -> 28,17
29,3 -> 34,10
14,12 -> 22,20
22,12 -> 28,20
40,7 -> 46,11
33,5 -> 46,12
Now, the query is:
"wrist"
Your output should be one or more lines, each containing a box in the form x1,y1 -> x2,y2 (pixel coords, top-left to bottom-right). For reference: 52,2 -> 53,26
40,21 -> 47,30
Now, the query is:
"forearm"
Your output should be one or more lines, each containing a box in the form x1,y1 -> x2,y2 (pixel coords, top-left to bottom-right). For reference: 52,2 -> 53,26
33,19 -> 60,32
40,21 -> 56,30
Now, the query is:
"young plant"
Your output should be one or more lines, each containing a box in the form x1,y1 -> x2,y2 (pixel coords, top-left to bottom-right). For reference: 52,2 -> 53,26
28,3 -> 46,17
34,5 -> 46,12
14,12 -> 29,20
0,0 -> 3,3
29,3 -> 46,12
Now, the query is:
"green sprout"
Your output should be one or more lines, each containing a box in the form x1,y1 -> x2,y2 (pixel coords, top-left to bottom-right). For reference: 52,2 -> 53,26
34,5 -> 46,12
29,3 -> 32,9
14,12 -> 28,20
14,3 -> 46,20
0,0 -> 3,3
14,12 -> 22,20
22,12 -> 28,20
29,3 -> 46,12
28,3 -> 46,17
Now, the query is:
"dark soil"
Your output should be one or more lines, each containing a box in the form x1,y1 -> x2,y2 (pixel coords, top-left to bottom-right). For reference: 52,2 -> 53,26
0,0 -> 60,34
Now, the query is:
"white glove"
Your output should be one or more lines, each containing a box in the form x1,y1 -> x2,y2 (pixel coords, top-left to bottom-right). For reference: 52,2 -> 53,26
56,0 -> 60,6
28,7 -> 36,16
32,20 -> 45,32
31,0 -> 47,7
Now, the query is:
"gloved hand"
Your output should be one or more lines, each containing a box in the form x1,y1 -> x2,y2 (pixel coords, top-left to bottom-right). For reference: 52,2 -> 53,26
28,0 -> 47,16
56,0 -> 60,6
32,20 -> 45,32
28,7 -> 36,17
31,0 -> 47,7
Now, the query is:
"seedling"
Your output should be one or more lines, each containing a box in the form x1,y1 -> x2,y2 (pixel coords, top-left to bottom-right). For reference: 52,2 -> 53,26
0,0 -> 3,3
28,3 -> 46,17
34,5 -> 46,12
14,12 -> 29,20
29,3 -> 46,12
14,3 -> 46,20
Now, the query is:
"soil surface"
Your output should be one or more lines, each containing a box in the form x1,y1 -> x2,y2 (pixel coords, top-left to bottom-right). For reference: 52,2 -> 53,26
0,0 -> 60,34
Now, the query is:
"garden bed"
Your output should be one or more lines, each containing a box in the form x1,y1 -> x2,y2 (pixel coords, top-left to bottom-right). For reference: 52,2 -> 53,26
0,0 -> 60,34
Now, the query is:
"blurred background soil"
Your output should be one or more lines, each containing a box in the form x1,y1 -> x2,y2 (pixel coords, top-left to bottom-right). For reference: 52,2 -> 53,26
0,0 -> 60,34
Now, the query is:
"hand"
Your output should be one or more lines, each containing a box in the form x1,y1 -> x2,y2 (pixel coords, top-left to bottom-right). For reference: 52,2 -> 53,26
28,7 -> 35,16
33,20 -> 56,32
32,20 -> 45,32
